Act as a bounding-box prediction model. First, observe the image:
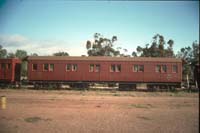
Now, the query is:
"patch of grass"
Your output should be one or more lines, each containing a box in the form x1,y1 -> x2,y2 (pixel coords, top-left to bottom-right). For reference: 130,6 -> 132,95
24,117 -> 42,123
113,93 -> 121,96
168,91 -> 198,97
173,103 -> 193,109
137,116 -> 151,120
129,104 -> 153,109
24,116 -> 52,123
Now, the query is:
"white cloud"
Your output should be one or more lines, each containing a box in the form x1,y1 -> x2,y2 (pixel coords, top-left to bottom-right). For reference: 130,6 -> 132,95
0,34 -> 28,47
0,34 -> 87,56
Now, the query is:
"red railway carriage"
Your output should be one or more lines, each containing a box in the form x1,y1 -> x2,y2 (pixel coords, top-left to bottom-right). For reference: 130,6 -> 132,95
0,58 -> 21,83
27,56 -> 182,89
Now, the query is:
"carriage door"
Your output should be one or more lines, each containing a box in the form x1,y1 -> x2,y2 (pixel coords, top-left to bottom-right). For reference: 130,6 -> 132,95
15,63 -> 21,81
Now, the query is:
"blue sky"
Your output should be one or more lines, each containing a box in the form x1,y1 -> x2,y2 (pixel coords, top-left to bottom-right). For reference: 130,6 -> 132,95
0,0 -> 199,56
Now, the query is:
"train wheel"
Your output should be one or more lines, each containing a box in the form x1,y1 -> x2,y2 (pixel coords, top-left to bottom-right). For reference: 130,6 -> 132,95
118,84 -> 133,91
56,84 -> 62,89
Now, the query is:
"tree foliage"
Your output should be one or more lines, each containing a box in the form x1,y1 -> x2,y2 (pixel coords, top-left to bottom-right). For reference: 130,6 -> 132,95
86,33 -> 120,56
176,41 -> 199,81
53,51 -> 69,56
7,50 -> 28,59
15,50 -> 28,77
133,34 -> 174,57
30,53 -> 38,56
15,50 -> 27,59
0,45 -> 7,58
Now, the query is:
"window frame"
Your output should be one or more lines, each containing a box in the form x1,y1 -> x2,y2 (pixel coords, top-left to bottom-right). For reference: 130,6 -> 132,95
133,65 -> 138,72
161,65 -> 167,73
138,65 -> 144,72
133,64 -> 144,72
49,64 -> 54,72
66,64 -> 71,72
110,64 -> 121,72
89,64 -> 94,72
115,64 -> 121,72
156,65 -> 167,73
155,65 -> 161,73
32,64 -> 38,71
43,63 -> 49,71
95,64 -> 100,72
72,64 -> 77,72
110,64 -> 116,72
172,65 -> 178,73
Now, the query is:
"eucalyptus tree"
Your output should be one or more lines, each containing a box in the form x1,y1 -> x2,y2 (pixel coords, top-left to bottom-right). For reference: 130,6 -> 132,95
133,34 -> 175,57
0,45 -> 7,58
86,33 -> 120,56
53,51 -> 69,56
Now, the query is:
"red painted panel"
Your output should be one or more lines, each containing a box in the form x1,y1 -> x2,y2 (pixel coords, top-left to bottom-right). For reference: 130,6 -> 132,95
0,58 -> 21,83
27,57 -> 182,84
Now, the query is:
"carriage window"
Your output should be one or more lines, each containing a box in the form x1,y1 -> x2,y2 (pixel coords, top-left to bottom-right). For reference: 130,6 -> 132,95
66,64 -> 71,71
133,65 -> 138,72
110,64 -> 115,72
172,65 -> 178,73
72,64 -> 77,71
32,64 -> 38,71
139,65 -> 144,72
110,64 -> 121,72
1,63 -> 6,70
49,64 -> 54,71
133,65 -> 144,72
116,65 -> 121,72
156,65 -> 161,72
7,63 -> 11,70
90,64 -> 100,72
95,64 -> 100,72
161,65 -> 167,72
43,64 -> 49,71
89,64 -> 94,72
156,65 -> 167,73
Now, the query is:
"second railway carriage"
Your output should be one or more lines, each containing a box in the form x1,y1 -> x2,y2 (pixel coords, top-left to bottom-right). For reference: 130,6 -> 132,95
27,56 -> 182,90
0,58 -> 21,84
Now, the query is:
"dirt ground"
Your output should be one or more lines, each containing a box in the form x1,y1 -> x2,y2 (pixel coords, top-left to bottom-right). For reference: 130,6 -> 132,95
0,89 -> 199,133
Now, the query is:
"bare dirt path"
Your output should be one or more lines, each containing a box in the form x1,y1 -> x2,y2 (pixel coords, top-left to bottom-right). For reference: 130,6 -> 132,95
0,89 -> 199,133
